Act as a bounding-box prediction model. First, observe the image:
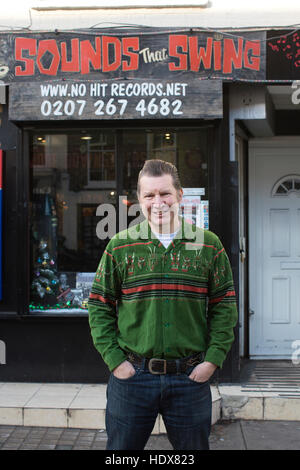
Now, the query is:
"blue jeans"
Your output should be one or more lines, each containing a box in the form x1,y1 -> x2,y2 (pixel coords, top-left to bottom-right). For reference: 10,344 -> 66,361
105,360 -> 212,450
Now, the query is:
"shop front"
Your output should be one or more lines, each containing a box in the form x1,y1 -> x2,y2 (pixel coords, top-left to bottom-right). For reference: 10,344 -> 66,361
0,27 -> 267,383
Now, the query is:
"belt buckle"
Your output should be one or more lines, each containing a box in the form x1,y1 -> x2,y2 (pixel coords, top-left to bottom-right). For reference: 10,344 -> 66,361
148,358 -> 167,374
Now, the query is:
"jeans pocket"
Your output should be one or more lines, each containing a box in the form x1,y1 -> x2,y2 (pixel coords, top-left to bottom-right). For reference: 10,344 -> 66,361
112,364 -> 141,382
183,365 -> 208,384
187,377 -> 208,385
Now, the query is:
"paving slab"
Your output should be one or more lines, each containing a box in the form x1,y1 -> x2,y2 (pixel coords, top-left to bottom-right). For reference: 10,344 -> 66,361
240,420 -> 300,450
1,420 -> 300,450
209,420 -> 246,450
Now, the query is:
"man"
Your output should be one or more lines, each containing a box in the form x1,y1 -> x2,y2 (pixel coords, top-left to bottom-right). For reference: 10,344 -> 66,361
88,159 -> 238,450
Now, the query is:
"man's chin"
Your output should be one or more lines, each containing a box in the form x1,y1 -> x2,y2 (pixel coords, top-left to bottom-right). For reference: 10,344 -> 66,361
149,216 -> 172,233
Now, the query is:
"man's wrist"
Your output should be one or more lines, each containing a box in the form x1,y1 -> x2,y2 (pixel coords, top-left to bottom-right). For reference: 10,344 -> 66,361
203,361 -> 217,370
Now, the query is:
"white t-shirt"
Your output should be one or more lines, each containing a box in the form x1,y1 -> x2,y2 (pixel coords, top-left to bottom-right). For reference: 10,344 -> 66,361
152,230 -> 179,248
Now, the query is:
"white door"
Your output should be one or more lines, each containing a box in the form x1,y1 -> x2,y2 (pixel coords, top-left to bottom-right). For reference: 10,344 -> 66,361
249,137 -> 300,358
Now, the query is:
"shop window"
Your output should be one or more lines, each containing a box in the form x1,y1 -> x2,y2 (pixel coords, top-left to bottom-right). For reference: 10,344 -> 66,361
123,128 -> 209,202
29,127 -> 211,314
123,128 -> 210,229
29,130 -> 116,313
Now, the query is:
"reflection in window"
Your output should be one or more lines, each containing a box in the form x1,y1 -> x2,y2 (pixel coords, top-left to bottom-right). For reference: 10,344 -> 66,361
123,128 -> 211,204
148,132 -> 177,164
30,130 -> 116,313
123,127 -> 211,231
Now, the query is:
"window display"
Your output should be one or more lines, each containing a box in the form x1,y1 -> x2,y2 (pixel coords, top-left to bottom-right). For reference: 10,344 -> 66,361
29,127 -> 211,314
30,239 -> 59,307
30,129 -> 116,313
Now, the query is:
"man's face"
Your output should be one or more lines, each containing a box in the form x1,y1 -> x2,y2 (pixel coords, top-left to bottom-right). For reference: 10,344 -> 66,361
138,174 -> 183,233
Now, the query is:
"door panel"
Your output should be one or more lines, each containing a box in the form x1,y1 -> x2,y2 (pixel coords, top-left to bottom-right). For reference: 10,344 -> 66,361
249,138 -> 300,358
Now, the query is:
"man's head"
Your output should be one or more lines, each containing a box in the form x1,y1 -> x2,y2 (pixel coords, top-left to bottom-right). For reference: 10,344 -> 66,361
137,159 -> 183,234
137,159 -> 182,196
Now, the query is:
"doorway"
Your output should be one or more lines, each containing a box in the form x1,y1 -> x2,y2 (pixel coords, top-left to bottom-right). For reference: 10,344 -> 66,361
249,137 -> 300,358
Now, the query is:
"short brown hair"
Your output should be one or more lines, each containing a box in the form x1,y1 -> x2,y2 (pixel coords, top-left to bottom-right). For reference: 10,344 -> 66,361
137,159 -> 182,195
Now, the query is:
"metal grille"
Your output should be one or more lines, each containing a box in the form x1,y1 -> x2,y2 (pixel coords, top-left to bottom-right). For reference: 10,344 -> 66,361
240,361 -> 300,397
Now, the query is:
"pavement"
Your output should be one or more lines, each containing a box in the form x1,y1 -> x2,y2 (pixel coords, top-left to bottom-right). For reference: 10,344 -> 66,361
1,363 -> 300,451
1,380 -> 300,429
1,419 -> 300,450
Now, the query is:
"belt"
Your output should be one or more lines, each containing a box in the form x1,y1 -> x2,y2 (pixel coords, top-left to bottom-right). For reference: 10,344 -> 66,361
127,352 -> 205,375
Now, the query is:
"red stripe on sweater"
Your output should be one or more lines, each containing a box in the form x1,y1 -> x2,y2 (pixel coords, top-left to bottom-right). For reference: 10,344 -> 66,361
209,290 -> 236,304
113,241 -> 153,251
214,247 -> 225,260
89,293 -> 116,305
104,250 -> 116,261
122,283 -> 208,295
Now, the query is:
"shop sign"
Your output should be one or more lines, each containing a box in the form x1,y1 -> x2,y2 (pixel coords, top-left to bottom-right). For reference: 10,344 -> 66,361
2,29 -> 266,120
9,78 -> 223,120
0,29 -> 266,83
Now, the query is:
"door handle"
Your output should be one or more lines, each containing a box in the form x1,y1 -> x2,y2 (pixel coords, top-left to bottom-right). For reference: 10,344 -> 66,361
249,309 -> 255,316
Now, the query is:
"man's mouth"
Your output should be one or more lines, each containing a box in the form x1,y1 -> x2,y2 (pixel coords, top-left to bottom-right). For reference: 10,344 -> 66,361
152,207 -> 169,215
152,211 -> 167,217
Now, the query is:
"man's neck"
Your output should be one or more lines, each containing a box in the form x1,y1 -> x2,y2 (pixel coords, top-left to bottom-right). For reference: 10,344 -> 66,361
149,217 -> 181,235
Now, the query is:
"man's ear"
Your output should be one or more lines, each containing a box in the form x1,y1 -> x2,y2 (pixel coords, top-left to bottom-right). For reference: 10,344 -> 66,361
177,188 -> 183,203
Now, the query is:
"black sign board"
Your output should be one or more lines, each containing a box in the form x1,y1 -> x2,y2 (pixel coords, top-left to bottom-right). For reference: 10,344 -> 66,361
9,78 -> 223,120
2,28 -> 266,120
0,29 -> 266,83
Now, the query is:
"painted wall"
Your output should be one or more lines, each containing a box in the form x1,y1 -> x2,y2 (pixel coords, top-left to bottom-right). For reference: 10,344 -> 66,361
0,0 -> 299,31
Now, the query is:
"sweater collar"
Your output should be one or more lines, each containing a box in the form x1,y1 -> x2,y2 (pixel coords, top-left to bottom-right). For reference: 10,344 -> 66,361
137,217 -> 198,244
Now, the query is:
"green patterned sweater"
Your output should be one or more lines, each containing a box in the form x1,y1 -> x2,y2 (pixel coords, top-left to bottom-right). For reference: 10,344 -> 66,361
88,218 -> 238,372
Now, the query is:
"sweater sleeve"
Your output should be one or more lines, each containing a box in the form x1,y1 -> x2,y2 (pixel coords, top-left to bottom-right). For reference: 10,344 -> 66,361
88,243 -> 127,372
204,237 -> 238,368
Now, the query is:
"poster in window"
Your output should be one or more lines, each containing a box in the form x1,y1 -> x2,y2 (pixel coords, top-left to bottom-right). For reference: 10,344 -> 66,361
180,188 -> 209,230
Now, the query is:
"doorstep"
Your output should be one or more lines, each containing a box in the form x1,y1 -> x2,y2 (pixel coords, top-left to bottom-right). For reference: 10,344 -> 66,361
0,382 -> 221,432
219,384 -> 300,421
221,359 -> 300,421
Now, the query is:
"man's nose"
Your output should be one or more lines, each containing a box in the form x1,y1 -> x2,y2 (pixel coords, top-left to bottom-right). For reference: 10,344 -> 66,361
152,195 -> 164,204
